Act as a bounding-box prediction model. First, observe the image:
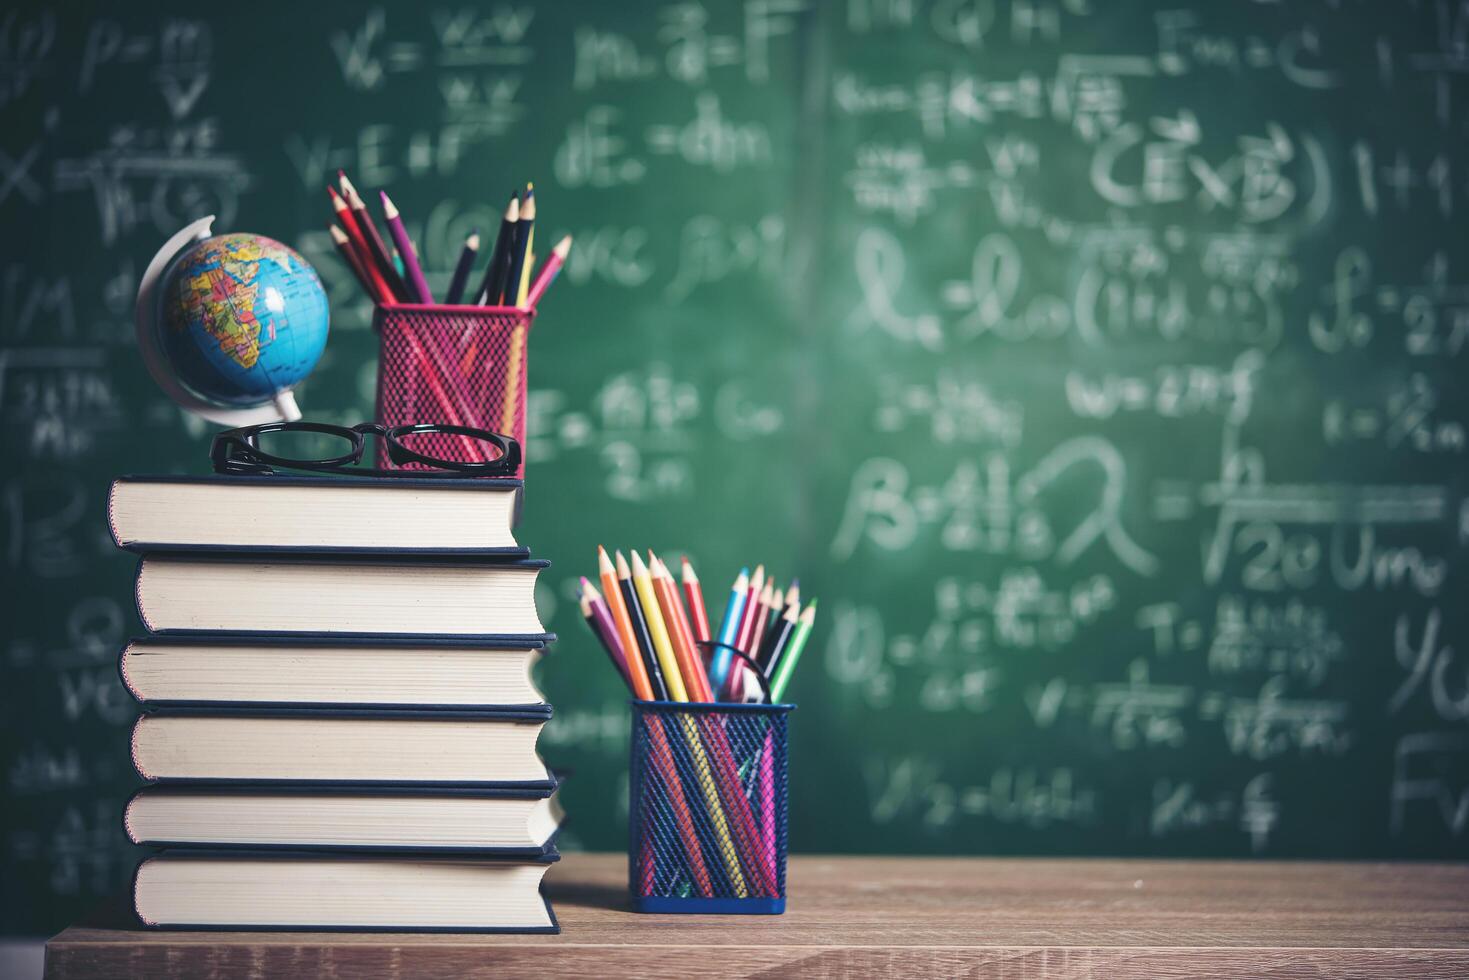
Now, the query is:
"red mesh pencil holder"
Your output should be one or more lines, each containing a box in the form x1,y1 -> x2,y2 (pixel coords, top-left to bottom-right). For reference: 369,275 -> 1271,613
629,701 -> 793,914
374,304 -> 535,477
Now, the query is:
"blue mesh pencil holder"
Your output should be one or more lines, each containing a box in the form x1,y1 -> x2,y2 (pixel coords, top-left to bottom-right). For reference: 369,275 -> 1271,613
628,700 -> 794,914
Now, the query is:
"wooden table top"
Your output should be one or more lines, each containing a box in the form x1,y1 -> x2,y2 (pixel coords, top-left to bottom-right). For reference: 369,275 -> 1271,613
44,852 -> 1469,979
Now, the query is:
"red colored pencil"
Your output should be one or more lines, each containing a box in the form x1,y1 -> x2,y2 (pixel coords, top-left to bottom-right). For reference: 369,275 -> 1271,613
329,225 -> 381,303
338,170 -> 408,301
331,187 -> 395,303
650,554 -> 713,702
680,557 -> 712,644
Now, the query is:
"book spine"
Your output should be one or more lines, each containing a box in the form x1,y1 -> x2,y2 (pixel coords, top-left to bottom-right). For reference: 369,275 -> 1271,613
133,557 -> 155,633
122,791 -> 141,845
130,716 -> 153,782
131,858 -> 157,927
105,480 -> 124,550
117,641 -> 141,702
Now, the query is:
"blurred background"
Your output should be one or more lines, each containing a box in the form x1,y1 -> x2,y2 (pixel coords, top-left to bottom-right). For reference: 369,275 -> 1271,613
3,0 -> 1467,952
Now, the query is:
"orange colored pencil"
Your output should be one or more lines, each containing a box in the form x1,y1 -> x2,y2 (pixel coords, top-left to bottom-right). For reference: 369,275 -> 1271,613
650,553 -> 713,702
599,546 -> 651,700
644,721 -> 715,896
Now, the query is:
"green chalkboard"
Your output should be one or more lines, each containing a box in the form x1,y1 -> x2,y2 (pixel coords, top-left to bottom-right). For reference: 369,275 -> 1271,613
3,0 -> 1468,936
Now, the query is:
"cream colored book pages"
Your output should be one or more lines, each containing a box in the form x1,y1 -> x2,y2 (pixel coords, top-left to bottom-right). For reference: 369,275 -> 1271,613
135,558 -> 546,635
109,479 -> 516,550
121,643 -> 544,706
125,790 -> 557,849
134,857 -> 553,928
131,715 -> 547,783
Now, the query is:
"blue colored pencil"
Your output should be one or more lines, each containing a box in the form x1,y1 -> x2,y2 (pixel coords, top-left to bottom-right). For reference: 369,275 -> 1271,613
710,567 -> 750,691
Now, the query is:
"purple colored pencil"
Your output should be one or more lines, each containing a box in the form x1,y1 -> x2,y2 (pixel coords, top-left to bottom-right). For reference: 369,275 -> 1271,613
581,577 -> 631,687
380,191 -> 434,303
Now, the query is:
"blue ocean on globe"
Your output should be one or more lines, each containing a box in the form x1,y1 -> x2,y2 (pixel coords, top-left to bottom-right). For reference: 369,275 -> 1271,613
159,232 -> 329,407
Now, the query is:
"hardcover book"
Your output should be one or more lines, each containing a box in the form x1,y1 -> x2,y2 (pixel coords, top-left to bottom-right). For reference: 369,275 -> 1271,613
120,635 -> 550,709
133,850 -> 560,932
125,781 -> 564,854
133,554 -> 550,637
108,474 -> 525,555
130,707 -> 554,788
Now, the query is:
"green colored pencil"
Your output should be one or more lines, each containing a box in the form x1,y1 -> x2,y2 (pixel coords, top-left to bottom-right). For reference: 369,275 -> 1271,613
768,600 -> 815,702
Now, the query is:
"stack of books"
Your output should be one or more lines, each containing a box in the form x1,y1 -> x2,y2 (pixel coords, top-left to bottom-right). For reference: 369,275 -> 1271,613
108,474 -> 561,932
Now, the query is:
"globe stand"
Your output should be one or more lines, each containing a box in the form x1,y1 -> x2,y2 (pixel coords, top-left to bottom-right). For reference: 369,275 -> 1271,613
134,214 -> 302,427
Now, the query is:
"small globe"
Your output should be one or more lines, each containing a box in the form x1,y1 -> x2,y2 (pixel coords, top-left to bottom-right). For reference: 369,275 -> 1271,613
158,232 -> 329,407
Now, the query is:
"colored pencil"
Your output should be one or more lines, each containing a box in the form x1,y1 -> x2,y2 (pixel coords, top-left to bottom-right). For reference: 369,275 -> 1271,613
691,712 -> 767,896
329,225 -> 380,302
726,565 -> 766,698
523,234 -> 571,309
599,546 -> 651,699
759,731 -> 775,877
618,551 -> 667,700
379,191 -> 434,303
504,187 -> 534,308
633,552 -> 753,895
650,553 -> 713,702
477,193 -> 518,304
710,568 -> 749,690
500,320 -> 525,433
631,551 -> 687,702
680,557 -> 712,644
784,579 -> 800,614
330,188 -> 395,302
514,185 -> 537,305
746,581 -> 774,656
769,600 -> 817,702
396,326 -> 489,462
445,230 -> 478,305
580,578 -> 629,688
761,600 -> 799,674
655,554 -> 712,700
644,719 -> 715,897
338,171 -> 407,301
580,581 -> 713,896
735,565 -> 765,656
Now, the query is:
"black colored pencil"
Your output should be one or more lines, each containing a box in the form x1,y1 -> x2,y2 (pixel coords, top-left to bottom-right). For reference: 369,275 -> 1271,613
618,552 -> 668,700
502,186 -> 534,307
445,230 -> 479,305
761,602 -> 799,676
476,194 -> 518,305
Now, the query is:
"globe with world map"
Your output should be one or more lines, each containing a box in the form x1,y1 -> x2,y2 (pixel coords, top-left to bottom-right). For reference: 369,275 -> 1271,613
159,232 -> 329,407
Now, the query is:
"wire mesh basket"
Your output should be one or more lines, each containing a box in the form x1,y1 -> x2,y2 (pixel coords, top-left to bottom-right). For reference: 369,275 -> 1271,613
629,700 -> 793,914
374,304 -> 534,478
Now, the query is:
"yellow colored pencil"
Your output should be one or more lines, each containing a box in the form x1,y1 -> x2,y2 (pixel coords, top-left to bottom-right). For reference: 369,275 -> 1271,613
630,551 -> 687,701
630,552 -> 750,896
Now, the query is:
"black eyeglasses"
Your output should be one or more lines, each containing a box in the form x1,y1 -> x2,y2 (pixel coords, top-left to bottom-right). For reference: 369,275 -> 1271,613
211,421 -> 521,478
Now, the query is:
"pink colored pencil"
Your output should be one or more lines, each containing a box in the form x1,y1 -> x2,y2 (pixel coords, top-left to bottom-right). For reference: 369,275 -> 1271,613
581,578 -> 629,687
760,730 -> 775,882
523,235 -> 571,308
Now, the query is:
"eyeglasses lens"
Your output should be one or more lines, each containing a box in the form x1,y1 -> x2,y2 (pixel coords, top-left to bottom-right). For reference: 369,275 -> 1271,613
392,428 -> 509,469
249,426 -> 358,465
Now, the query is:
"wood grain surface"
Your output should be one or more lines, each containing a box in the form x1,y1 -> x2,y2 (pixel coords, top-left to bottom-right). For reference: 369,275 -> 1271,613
44,852 -> 1469,979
